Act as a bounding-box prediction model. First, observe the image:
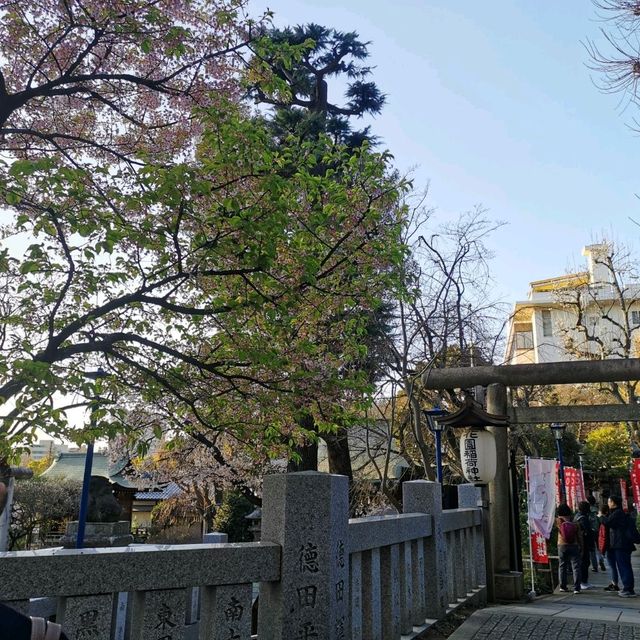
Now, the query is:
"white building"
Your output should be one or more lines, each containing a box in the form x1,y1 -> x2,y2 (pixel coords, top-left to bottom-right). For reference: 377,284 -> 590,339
504,244 -> 640,365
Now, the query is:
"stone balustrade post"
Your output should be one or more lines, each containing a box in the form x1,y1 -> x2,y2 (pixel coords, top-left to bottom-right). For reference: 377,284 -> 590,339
258,472 -> 349,640
457,483 -> 487,604
457,485 -> 479,589
402,480 -> 447,618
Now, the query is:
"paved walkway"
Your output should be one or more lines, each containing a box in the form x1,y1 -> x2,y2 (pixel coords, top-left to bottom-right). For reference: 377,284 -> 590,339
450,553 -> 640,639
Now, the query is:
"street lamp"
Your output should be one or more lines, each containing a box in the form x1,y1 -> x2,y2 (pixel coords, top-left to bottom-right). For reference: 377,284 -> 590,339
550,422 -> 567,504
577,446 -> 587,501
578,449 -> 585,473
76,367 -> 107,549
424,408 -> 447,483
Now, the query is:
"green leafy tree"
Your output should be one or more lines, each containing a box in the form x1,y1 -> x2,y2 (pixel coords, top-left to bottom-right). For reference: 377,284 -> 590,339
247,23 -> 397,476
584,425 -> 631,477
9,476 -> 81,549
1,96 -> 407,457
212,492 -> 254,542
0,3 -> 408,460
518,424 -> 582,466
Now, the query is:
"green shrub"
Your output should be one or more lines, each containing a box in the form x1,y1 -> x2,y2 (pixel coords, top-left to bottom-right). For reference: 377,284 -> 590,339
213,493 -> 255,542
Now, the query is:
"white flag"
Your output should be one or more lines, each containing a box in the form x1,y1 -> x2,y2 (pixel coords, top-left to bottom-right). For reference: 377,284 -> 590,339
527,458 -> 557,539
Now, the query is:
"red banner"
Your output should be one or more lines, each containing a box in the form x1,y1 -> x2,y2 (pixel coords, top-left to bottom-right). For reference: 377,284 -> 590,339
621,479 -> 629,512
631,460 -> 640,509
556,465 -> 586,511
566,467 -> 575,509
531,532 -> 549,564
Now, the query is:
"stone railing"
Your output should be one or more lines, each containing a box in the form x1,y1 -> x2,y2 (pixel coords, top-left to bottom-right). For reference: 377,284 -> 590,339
0,542 -> 279,639
346,480 -> 486,640
0,473 -> 486,640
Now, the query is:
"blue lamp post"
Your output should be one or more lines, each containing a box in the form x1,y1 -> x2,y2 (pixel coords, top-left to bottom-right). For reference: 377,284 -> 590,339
578,448 -> 585,476
424,408 -> 448,483
76,368 -> 107,549
550,422 -> 567,504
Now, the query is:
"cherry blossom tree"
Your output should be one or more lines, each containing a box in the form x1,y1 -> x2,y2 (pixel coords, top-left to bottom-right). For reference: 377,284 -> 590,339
0,2 -> 409,478
0,97 -> 407,455
0,0 -> 255,164
0,0 -> 252,454
123,430 -> 273,529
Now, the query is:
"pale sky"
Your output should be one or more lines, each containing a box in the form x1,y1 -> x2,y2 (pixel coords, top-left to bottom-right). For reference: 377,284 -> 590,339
249,0 -> 640,304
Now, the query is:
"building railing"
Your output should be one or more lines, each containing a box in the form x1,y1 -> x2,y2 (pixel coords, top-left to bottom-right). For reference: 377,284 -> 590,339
0,473 -> 486,640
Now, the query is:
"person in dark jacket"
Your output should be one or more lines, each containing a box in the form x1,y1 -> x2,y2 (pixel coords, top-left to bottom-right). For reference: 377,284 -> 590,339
575,501 -> 596,589
0,603 -> 34,639
598,503 -> 619,591
605,495 -> 636,597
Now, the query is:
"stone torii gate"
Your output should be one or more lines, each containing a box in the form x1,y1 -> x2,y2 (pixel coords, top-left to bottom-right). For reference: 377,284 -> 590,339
422,358 -> 640,601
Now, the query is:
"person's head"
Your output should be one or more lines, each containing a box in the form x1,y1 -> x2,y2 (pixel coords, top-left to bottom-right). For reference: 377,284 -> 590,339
609,495 -> 622,509
588,495 -> 596,506
557,503 -> 572,518
578,500 -> 590,515
600,503 -> 610,515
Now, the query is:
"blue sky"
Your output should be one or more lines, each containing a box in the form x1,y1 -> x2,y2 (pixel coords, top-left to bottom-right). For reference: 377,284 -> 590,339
249,0 -> 640,303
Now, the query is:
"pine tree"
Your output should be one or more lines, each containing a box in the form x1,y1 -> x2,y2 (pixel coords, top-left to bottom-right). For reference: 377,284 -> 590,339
250,25 -> 396,481
250,23 -> 385,146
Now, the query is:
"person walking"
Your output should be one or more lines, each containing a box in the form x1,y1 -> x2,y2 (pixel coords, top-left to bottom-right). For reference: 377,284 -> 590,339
598,503 -> 619,592
605,494 -> 636,597
557,503 -> 583,594
575,501 -> 596,589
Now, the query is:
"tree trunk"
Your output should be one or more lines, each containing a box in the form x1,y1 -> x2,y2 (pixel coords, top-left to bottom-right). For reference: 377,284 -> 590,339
287,412 -> 318,472
322,427 -> 353,480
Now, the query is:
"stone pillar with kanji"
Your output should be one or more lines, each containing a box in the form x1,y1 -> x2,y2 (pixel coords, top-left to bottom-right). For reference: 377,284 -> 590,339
258,472 -> 350,640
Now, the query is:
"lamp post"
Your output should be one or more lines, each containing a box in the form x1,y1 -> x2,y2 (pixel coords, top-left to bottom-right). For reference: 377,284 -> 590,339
76,368 -> 107,549
577,447 -> 587,502
578,448 -> 586,482
424,408 -> 447,483
550,422 -> 567,504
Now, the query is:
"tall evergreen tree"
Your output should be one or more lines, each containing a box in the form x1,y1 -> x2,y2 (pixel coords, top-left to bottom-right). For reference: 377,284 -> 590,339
249,24 -> 398,480
249,23 -> 385,146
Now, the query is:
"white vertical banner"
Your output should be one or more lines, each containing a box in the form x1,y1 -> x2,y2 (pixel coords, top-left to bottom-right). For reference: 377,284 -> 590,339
526,458 -> 557,540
